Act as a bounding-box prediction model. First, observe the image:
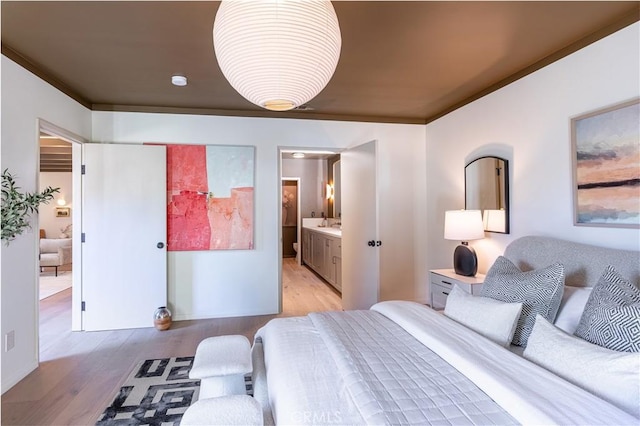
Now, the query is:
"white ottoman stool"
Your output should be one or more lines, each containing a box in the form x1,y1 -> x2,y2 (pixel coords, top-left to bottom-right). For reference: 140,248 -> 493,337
181,395 -> 263,426
190,335 -> 252,399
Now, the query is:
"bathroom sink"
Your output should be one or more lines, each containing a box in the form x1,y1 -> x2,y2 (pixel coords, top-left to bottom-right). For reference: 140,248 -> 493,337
314,227 -> 341,237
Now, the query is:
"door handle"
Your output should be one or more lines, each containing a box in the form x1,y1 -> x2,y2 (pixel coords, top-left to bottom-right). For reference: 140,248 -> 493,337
157,242 -> 165,249
367,240 -> 375,247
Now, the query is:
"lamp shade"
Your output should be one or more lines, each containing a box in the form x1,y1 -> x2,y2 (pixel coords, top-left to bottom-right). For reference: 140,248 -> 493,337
444,210 -> 484,241
213,0 -> 342,112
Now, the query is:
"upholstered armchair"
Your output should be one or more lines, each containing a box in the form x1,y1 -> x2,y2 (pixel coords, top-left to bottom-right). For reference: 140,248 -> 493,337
40,238 -> 72,276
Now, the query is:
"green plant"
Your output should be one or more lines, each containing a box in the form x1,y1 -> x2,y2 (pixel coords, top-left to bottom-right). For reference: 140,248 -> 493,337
1,169 -> 59,244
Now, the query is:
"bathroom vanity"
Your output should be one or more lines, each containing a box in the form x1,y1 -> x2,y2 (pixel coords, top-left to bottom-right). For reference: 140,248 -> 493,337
302,226 -> 342,292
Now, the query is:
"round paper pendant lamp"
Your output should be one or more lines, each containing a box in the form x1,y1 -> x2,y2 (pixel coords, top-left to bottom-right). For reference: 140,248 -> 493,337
213,0 -> 341,111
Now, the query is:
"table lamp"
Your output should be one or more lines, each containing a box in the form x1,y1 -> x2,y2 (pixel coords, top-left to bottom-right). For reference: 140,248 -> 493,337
444,210 -> 484,277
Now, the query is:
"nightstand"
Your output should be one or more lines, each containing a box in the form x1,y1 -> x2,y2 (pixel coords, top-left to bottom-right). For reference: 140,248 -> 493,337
429,269 -> 486,310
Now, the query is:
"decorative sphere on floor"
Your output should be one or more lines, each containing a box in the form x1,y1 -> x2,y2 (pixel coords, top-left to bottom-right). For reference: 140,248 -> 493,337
153,306 -> 172,331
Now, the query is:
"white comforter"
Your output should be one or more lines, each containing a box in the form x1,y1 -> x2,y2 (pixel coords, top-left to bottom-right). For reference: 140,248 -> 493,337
255,301 -> 637,425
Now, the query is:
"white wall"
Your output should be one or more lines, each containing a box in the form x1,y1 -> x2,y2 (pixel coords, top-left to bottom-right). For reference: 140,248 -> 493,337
424,23 -> 640,281
92,112 -> 426,320
282,158 -> 325,218
1,56 -> 92,393
39,172 -> 73,238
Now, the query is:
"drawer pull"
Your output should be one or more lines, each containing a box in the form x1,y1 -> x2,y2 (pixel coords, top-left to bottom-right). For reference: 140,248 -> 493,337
442,280 -> 452,285
442,291 -> 449,296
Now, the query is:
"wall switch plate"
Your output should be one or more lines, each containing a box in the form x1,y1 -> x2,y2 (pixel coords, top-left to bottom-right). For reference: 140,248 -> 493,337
5,330 -> 15,352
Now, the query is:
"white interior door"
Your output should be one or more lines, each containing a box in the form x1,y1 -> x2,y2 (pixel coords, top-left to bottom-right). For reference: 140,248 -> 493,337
82,144 -> 167,331
341,140 -> 379,310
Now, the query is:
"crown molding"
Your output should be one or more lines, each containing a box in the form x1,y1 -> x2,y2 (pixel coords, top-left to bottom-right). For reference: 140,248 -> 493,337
1,43 -> 92,109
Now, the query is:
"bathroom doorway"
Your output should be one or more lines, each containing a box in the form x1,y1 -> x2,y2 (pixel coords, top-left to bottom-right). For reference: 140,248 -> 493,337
279,148 -> 343,315
281,178 -> 300,261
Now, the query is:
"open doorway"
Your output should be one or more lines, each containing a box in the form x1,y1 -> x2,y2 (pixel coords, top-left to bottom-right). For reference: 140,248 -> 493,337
281,178 -> 300,262
37,120 -> 85,364
38,134 -> 73,295
279,149 -> 343,316
38,132 -> 75,356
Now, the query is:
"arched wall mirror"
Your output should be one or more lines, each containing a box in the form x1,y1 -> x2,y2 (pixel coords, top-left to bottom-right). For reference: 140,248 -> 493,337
465,156 -> 510,234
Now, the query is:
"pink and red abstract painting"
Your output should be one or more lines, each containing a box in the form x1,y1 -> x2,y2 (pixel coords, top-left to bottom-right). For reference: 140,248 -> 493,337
165,144 -> 254,250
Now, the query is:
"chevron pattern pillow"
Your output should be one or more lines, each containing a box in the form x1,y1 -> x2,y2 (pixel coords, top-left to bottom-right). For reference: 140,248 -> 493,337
574,266 -> 640,352
481,256 -> 565,347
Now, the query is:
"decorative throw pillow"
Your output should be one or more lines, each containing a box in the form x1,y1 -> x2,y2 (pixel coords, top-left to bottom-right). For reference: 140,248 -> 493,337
524,315 -> 640,418
575,265 -> 640,352
444,285 -> 523,347
554,286 -> 593,334
480,256 -> 564,346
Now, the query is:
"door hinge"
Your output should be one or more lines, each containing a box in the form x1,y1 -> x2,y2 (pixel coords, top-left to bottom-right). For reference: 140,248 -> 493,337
81,164 -> 86,175
81,301 -> 86,311
81,233 -> 86,243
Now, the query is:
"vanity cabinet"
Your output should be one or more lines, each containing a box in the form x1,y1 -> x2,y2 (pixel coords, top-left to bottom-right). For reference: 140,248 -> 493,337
310,232 -> 327,275
333,239 -> 342,292
321,235 -> 332,282
302,228 -> 311,266
302,228 -> 341,292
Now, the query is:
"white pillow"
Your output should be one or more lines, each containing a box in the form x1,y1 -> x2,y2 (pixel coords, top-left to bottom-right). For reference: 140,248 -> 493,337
554,286 -> 592,334
444,285 -> 522,347
524,314 -> 640,418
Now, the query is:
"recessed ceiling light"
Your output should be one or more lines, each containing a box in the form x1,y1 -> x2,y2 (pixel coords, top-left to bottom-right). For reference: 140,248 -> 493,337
292,152 -> 306,159
171,75 -> 187,86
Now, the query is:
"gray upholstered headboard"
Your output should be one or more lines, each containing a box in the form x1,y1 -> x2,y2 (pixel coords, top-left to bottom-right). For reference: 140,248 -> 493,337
504,236 -> 639,288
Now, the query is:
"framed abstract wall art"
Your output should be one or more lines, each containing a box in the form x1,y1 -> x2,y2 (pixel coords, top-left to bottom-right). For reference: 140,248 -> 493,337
55,207 -> 70,217
165,144 -> 255,250
571,98 -> 639,228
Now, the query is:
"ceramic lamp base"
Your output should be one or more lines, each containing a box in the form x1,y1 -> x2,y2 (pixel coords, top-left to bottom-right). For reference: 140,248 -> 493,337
453,243 -> 478,277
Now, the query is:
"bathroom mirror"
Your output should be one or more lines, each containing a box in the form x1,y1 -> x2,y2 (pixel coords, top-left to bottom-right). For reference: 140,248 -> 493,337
465,156 -> 509,233
332,159 -> 341,218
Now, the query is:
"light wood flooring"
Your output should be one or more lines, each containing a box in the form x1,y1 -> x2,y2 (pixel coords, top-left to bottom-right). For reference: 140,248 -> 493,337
2,258 -> 341,426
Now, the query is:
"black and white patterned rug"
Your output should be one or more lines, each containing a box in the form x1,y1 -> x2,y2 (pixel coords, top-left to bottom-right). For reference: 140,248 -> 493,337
96,356 -> 252,426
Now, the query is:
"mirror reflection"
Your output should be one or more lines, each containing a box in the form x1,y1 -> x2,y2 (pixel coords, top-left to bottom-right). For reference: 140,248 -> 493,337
465,156 -> 509,233
332,159 -> 341,218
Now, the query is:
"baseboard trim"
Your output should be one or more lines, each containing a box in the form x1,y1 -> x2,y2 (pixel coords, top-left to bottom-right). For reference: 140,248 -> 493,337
173,309 -> 278,322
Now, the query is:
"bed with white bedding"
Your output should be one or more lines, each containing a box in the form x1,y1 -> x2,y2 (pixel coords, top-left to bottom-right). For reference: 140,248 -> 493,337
192,236 -> 640,425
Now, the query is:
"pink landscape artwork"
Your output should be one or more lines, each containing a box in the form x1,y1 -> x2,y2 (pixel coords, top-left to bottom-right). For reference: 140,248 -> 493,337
572,99 -> 639,228
166,144 -> 255,251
